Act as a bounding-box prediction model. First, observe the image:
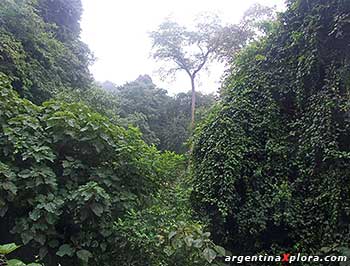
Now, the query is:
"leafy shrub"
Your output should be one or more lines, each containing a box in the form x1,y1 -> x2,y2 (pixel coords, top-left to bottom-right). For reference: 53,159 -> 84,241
0,243 -> 41,266
115,178 -> 226,266
0,73 -> 185,265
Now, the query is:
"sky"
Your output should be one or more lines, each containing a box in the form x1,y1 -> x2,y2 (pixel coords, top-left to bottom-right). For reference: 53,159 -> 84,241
80,0 -> 285,94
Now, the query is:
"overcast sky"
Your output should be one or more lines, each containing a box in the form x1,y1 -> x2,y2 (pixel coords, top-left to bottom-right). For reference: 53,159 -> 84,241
81,0 -> 285,94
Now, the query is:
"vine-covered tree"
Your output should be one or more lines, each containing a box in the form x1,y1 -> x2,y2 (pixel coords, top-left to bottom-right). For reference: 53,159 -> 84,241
192,0 -> 350,259
0,0 -> 92,103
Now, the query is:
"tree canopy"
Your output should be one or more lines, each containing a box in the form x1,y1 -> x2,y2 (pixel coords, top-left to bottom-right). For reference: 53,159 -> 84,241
0,0 -> 92,104
150,16 -> 221,127
100,76 -> 216,153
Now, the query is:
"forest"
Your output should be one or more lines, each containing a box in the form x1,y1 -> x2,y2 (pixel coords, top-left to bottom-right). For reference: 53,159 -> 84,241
0,0 -> 349,265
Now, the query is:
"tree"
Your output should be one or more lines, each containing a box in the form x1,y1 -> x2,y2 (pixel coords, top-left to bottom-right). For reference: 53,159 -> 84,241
162,91 -> 216,153
36,0 -> 83,41
215,4 -> 276,64
192,0 -> 350,259
150,6 -> 276,128
150,15 -> 222,128
0,0 -> 92,103
55,83 -> 121,125
111,75 -> 172,146
99,76 -> 216,153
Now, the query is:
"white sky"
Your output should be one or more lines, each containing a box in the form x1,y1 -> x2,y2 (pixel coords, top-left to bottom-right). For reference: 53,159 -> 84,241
81,0 -> 285,94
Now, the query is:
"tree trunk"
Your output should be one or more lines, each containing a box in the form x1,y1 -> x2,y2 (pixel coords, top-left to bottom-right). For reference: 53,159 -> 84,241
190,76 -> 196,129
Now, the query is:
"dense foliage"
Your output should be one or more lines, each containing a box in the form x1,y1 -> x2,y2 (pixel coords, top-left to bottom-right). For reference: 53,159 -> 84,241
0,0 -> 224,265
192,0 -> 350,259
0,0 -> 92,103
100,76 -> 216,153
114,177 -> 226,265
3,0 -> 349,265
0,73 -> 199,265
55,84 -> 121,125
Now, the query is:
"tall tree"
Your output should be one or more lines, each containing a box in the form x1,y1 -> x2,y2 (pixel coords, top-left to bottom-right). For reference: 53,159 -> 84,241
150,15 -> 221,128
150,6 -> 275,128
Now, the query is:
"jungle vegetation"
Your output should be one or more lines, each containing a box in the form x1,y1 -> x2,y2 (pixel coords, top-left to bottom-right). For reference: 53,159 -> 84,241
0,0 -> 349,266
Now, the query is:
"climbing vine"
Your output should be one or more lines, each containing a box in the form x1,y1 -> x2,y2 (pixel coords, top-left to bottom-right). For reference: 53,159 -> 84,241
192,0 -> 350,258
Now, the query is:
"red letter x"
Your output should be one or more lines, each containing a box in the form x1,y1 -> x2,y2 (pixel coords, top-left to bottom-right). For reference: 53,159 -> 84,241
282,253 -> 290,262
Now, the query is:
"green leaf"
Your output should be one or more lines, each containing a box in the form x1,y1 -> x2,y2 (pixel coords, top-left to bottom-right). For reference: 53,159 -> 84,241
48,239 -> 59,248
2,182 -> 17,194
184,236 -> 193,247
192,239 -> 203,248
202,247 -> 217,263
36,234 -> 46,246
168,231 -> 177,240
76,249 -> 92,263
0,243 -> 20,255
29,209 -> 41,221
255,54 -> 266,61
338,247 -> 350,257
56,244 -> 74,257
203,232 -> 211,238
320,247 -> 332,253
214,245 -> 226,256
164,246 -> 175,256
0,205 -> 8,217
39,246 -> 48,259
21,231 -> 33,245
67,119 -> 75,127
7,259 -> 26,266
